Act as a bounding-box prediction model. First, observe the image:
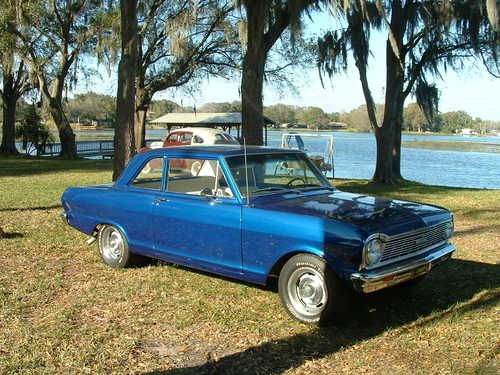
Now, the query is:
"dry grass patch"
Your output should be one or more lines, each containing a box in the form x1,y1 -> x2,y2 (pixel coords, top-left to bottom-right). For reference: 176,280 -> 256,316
0,156 -> 499,374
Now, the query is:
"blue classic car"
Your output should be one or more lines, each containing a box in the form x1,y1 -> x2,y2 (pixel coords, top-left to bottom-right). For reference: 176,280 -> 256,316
61,146 -> 455,324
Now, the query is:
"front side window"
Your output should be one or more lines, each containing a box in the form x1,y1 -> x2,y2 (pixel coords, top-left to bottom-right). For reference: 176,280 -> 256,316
166,133 -> 178,143
131,158 -> 164,190
179,132 -> 193,143
167,158 -> 233,198
225,153 -> 331,197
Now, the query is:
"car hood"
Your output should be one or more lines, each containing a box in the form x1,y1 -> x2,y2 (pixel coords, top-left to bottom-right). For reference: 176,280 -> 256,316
252,189 -> 451,236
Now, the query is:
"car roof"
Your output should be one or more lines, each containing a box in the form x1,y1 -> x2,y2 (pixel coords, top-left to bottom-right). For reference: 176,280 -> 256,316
169,127 -> 235,137
140,145 -> 303,158
116,146 -> 305,188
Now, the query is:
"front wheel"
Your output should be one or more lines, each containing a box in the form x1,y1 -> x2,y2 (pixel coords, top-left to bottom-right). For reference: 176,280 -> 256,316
278,253 -> 351,324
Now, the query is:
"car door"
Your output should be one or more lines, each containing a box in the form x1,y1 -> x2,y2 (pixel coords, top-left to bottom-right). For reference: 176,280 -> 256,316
152,157 -> 243,276
114,156 -> 166,256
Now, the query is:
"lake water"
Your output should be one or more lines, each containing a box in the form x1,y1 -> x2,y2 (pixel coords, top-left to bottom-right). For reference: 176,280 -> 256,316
19,129 -> 500,189
265,131 -> 500,189
144,129 -> 500,190
147,129 -> 500,189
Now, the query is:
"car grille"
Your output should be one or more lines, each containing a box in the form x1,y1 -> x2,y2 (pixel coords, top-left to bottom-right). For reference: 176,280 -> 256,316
381,221 -> 451,263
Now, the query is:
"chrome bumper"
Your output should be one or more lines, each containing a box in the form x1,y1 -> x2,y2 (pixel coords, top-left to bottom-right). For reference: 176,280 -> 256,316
350,243 -> 456,293
61,212 -> 68,224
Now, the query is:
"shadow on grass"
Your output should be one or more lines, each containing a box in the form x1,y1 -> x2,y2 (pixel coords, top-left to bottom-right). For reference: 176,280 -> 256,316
454,223 -> 499,237
0,156 -> 111,177
0,204 -> 62,212
0,232 -> 24,239
143,258 -> 500,375
335,179 -> 487,197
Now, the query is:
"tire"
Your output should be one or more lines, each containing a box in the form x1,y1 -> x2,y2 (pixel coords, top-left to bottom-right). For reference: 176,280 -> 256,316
278,253 -> 351,324
97,225 -> 135,268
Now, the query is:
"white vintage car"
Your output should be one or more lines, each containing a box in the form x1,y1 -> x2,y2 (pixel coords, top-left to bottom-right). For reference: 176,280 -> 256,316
148,127 -> 239,149
142,127 -> 240,175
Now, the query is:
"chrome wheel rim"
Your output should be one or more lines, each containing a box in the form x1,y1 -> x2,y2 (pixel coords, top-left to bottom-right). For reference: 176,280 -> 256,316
100,226 -> 124,264
287,267 -> 327,317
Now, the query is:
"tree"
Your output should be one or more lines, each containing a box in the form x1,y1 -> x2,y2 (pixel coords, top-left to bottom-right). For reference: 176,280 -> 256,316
340,103 -> 384,132
296,106 -> 330,128
199,101 -> 242,113
403,102 -> 428,132
113,0 -> 138,180
66,92 -> 116,125
239,0 -> 318,145
318,0 -> 499,183
149,99 -> 182,117
0,2 -> 30,154
132,0 -> 239,149
440,110 -> 474,134
12,0 -> 107,159
264,103 -> 297,124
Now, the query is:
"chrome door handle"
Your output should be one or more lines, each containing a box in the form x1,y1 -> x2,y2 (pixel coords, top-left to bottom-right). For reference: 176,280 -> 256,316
154,197 -> 167,204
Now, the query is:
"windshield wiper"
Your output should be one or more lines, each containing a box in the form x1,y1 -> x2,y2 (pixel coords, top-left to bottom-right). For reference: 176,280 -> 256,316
252,187 -> 289,193
297,183 -> 322,187
252,186 -> 303,194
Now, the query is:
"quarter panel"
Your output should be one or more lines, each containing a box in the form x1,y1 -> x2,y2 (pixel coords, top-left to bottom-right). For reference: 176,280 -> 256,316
63,186 -> 156,255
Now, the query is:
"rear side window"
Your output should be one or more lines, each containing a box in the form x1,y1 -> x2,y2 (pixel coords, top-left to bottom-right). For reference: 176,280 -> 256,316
131,158 -> 164,190
192,135 -> 204,144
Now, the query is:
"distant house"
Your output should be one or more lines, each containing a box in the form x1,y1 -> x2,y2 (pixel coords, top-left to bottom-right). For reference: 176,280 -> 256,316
326,121 -> 348,130
461,128 -> 477,136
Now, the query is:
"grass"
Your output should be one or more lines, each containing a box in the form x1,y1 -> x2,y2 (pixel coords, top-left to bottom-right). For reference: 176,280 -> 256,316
0,155 -> 499,374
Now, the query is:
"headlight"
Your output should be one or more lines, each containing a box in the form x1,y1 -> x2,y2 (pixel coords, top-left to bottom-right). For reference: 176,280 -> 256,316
445,220 -> 454,239
364,237 -> 384,267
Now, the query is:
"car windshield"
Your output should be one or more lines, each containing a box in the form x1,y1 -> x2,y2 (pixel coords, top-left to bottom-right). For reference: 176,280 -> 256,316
225,153 -> 331,197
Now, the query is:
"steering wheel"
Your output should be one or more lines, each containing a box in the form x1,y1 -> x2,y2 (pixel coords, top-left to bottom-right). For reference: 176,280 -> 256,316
286,177 -> 306,187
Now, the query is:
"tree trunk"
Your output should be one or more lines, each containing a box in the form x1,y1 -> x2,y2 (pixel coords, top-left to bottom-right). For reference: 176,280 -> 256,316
0,96 -> 18,155
391,108 -> 404,179
113,0 -> 138,181
134,86 -> 149,150
1,55 -> 19,154
134,107 -> 147,150
241,1 -> 269,146
373,126 -> 394,183
372,1 -> 406,184
48,103 -> 78,159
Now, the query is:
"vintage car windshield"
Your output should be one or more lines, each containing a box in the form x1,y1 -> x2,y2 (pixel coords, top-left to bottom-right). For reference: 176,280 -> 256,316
225,153 -> 331,197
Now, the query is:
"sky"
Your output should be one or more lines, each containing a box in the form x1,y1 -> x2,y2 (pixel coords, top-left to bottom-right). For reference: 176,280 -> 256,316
75,10 -> 500,121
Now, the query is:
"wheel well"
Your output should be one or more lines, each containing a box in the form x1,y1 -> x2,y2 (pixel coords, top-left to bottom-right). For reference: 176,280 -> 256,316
92,223 -> 104,237
267,251 -> 308,284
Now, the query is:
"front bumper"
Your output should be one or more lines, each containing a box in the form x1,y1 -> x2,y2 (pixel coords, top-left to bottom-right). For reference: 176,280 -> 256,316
350,243 -> 456,293
61,212 -> 69,224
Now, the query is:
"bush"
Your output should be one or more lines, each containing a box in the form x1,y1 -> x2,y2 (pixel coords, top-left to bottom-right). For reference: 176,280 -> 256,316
15,105 -> 54,156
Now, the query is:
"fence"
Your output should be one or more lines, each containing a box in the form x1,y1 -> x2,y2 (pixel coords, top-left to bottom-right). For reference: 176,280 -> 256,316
39,139 -> 162,158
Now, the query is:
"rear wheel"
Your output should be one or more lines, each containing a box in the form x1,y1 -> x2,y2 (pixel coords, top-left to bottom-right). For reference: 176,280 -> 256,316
278,253 -> 351,324
98,225 -> 135,268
